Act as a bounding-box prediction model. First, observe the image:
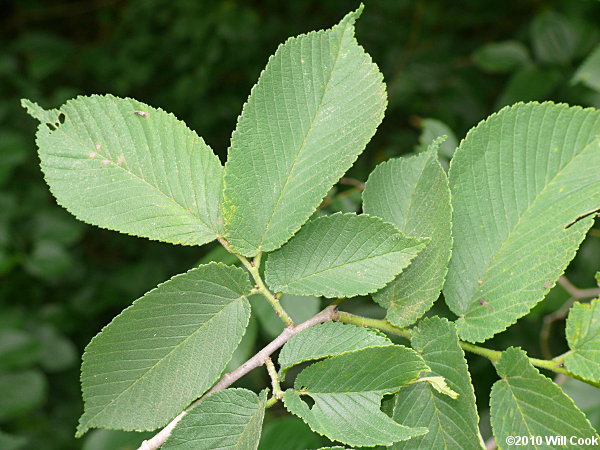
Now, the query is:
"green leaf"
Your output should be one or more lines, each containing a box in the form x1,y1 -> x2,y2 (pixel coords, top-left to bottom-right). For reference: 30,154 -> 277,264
472,41 -> 530,73
227,314 -> 258,372
573,44 -> 600,92
490,348 -> 596,449
0,431 -> 27,450
283,346 -> 429,447
163,389 -> 267,450
259,416 -> 324,450
530,12 -> 578,66
265,213 -> 426,298
222,6 -> 387,256
0,329 -> 41,371
561,378 -> 600,431
21,99 -> 61,127
0,370 -> 47,421
390,318 -> 483,450
565,298 -> 600,383
495,67 -> 562,109
22,95 -> 223,246
278,322 -> 392,378
363,148 -> 452,327
444,102 -> 600,342
416,119 -> 458,160
77,263 -> 252,435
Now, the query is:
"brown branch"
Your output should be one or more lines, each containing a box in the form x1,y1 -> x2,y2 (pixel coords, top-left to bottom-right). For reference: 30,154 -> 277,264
485,437 -> 498,450
557,276 -> 600,299
138,305 -> 338,450
338,177 -> 365,191
540,276 -> 600,359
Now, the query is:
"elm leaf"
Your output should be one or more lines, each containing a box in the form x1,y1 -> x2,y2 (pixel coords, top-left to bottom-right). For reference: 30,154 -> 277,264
77,263 -> 252,435
163,389 -> 267,450
391,317 -> 484,449
278,322 -> 392,378
444,102 -> 600,342
222,6 -> 386,256
490,348 -> 596,449
283,346 -> 429,447
363,147 -> 452,327
565,298 -> 600,383
265,213 -> 426,298
22,95 -> 223,246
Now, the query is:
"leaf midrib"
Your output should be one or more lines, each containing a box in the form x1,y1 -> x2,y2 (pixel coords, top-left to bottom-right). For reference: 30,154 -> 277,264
282,245 -> 419,288
82,293 -> 249,427
460,138 -> 598,315
259,22 -> 352,250
48,104 -> 216,233
231,393 -> 265,448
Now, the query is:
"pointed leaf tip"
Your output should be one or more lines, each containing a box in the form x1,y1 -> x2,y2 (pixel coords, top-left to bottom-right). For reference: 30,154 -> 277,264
222,7 -> 386,256
28,94 -> 223,246
21,99 -> 61,127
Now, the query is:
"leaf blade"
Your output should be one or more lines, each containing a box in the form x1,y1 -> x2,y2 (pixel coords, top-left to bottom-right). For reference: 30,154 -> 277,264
390,317 -> 484,449
283,346 -> 429,447
277,322 -> 392,378
490,348 -> 597,449
222,7 -> 387,256
77,263 -> 252,435
444,102 -> 600,342
23,95 -> 223,246
565,298 -> 600,383
265,213 -> 426,298
163,389 -> 267,450
363,148 -> 452,327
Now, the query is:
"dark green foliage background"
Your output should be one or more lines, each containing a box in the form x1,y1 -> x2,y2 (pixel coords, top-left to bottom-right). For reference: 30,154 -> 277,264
1,1 -> 599,448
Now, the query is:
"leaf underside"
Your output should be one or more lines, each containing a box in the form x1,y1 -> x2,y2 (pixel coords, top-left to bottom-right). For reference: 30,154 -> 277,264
22,95 -> 223,246
565,298 -> 600,383
222,6 -> 387,256
265,213 -> 426,298
363,147 -> 452,327
391,317 -> 484,449
277,322 -> 392,378
444,102 -> 600,342
163,389 -> 267,450
77,263 -> 252,435
284,346 -> 429,447
490,348 -> 596,450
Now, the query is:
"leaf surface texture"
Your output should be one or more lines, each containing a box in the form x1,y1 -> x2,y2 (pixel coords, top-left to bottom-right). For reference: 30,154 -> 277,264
490,348 -> 596,449
363,148 -> 452,326
222,7 -> 386,256
391,318 -> 483,449
278,322 -> 391,378
77,263 -> 252,434
266,213 -> 426,298
565,298 -> 600,383
163,389 -> 267,450
444,102 -> 600,342
283,346 -> 429,447
22,96 -> 223,246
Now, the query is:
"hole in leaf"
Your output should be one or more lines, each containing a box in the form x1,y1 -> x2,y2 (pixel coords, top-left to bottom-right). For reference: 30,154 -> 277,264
302,394 -> 315,409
